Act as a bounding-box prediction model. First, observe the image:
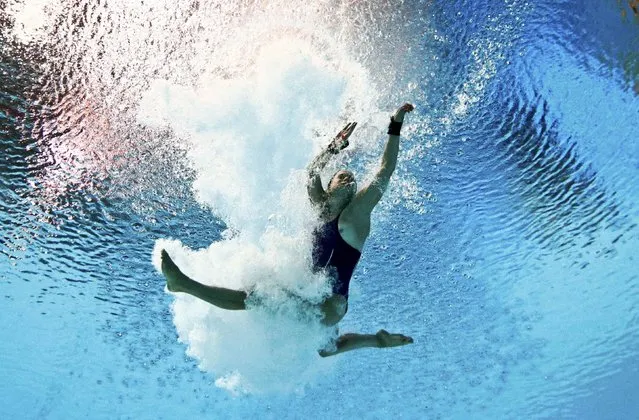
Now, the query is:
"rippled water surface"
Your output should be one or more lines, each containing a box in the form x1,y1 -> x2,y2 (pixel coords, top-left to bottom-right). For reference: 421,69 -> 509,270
1,0 -> 638,418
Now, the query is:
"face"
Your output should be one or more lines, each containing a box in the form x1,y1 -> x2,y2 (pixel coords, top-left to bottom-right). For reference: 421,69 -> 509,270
328,170 -> 357,206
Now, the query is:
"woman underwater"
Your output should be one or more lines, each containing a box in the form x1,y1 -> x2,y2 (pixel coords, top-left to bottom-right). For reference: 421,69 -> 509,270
161,103 -> 415,357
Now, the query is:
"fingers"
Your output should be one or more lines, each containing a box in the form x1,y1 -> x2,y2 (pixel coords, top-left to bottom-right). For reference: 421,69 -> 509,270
337,124 -> 348,138
340,122 -> 357,136
337,122 -> 357,143
347,121 -> 357,136
400,103 -> 415,112
341,122 -> 355,132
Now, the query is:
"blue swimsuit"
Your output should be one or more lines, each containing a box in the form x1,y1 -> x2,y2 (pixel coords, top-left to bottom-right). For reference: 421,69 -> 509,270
311,215 -> 362,298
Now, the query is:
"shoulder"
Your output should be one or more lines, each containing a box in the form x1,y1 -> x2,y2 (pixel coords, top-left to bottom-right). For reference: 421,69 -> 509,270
345,176 -> 387,218
338,205 -> 370,251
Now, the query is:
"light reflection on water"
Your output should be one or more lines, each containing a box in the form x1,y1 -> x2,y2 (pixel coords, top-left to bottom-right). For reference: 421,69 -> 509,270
1,0 -> 638,418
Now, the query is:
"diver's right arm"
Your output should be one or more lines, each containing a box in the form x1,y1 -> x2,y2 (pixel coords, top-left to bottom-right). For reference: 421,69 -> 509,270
306,122 -> 357,205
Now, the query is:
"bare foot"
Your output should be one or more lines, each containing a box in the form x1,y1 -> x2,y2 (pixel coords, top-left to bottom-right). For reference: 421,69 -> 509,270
376,329 -> 414,348
161,250 -> 187,293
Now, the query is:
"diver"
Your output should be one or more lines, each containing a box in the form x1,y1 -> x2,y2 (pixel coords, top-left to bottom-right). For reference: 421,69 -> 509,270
160,103 -> 415,357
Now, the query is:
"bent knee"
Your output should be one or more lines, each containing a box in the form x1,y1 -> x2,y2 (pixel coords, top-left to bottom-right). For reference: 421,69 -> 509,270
320,295 -> 348,326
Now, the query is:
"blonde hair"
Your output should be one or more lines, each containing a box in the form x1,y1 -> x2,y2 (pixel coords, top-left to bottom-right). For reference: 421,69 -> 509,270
327,169 -> 355,190
326,170 -> 357,202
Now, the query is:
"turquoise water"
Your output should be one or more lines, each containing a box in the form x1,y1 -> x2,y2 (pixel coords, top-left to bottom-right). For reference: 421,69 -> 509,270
1,0 -> 638,418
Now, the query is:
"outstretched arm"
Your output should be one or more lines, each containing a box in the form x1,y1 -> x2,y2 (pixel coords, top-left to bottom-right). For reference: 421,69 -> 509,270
350,104 -> 414,216
306,122 -> 357,205
306,147 -> 333,204
318,329 -> 413,357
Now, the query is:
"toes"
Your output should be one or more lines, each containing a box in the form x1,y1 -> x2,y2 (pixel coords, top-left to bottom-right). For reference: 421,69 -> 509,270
392,334 -> 413,345
161,250 -> 177,268
160,250 -> 179,277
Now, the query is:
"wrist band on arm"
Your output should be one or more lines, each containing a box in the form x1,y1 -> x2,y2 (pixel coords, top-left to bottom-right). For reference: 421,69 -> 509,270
387,116 -> 403,136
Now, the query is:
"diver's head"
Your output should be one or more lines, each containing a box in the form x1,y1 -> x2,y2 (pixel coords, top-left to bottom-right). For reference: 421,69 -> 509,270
327,170 -> 357,210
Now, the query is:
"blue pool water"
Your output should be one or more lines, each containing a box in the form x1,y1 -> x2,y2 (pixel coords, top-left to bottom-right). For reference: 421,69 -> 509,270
1,0 -> 638,418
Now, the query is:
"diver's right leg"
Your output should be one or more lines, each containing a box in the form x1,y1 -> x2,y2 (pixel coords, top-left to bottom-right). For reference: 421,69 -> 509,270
319,294 -> 348,326
161,250 -> 247,310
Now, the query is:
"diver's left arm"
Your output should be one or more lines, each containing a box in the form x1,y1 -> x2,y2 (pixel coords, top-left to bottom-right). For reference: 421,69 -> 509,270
348,103 -> 414,216
318,329 -> 413,357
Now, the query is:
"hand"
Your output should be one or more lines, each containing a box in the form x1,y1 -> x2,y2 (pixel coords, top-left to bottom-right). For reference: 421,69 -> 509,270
328,122 -> 357,154
376,329 -> 414,348
393,103 -> 415,123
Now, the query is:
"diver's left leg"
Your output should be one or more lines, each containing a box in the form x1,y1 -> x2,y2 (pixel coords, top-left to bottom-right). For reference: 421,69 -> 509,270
161,250 -> 247,310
